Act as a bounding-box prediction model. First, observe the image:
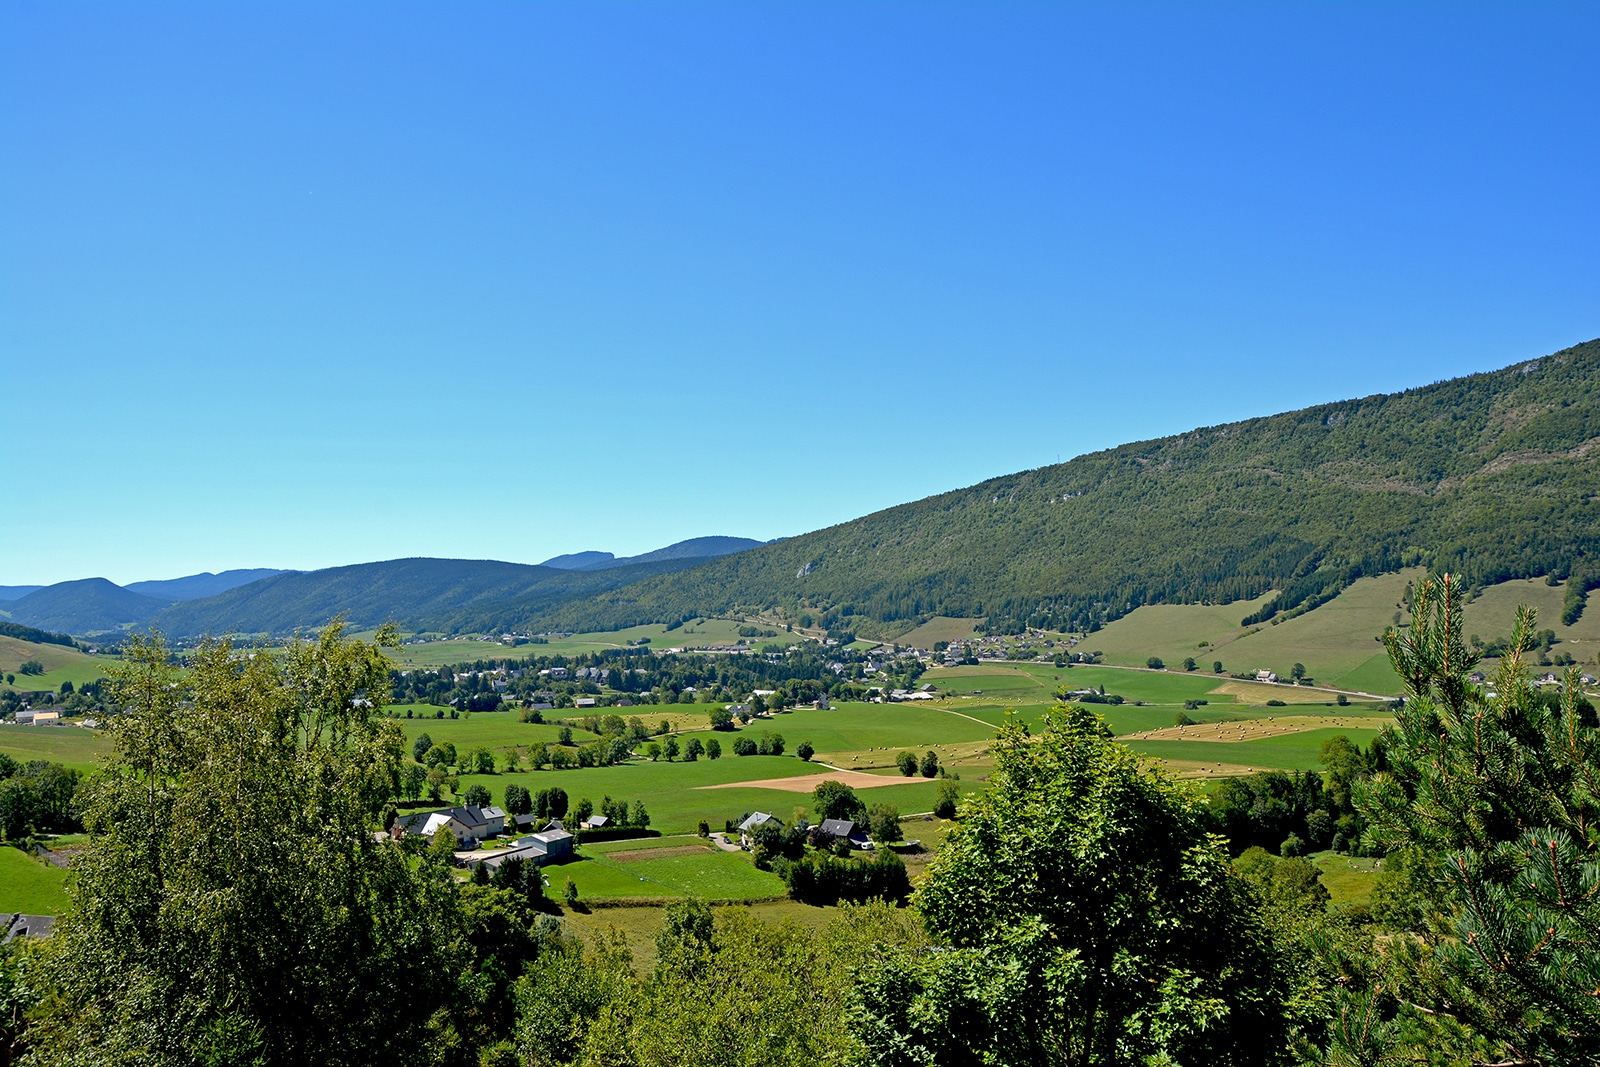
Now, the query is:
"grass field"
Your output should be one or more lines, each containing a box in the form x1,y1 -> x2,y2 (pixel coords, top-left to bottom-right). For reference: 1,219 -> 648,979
894,617 -> 982,648
1464,578 -> 1600,660
0,724 -> 112,774
0,636 -> 122,695
1311,850 -> 1383,907
1074,571 -> 1422,694
0,847 -> 70,914
570,836 -> 786,901
558,897 -> 842,972
1125,727 -> 1385,773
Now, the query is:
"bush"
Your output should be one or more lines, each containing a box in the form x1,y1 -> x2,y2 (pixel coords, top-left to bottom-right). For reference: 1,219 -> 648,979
1265,699 -> 1287,707
1174,711 -> 1197,727
783,849 -> 912,906
1279,833 -> 1305,858
868,804 -> 903,844
933,779 -> 959,819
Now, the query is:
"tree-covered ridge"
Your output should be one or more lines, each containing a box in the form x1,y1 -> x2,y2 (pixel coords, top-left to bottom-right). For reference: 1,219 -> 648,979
515,340 -> 1600,636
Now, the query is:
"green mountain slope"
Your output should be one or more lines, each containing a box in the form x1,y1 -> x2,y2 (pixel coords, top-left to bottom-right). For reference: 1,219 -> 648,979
508,339 -> 1600,636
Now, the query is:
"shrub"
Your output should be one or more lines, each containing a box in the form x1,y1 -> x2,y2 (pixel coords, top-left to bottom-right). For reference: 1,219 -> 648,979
933,779 -> 959,819
783,849 -> 911,906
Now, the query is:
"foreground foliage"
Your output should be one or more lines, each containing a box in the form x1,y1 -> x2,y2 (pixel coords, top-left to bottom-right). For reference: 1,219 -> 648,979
1334,576 -> 1600,1065
24,626 -> 465,1066
854,704 -> 1294,1066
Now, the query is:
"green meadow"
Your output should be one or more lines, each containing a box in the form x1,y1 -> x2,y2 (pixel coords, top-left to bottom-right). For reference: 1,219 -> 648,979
0,725 -> 112,775
1077,570 -> 1422,694
0,848 -> 70,913
1125,727 -> 1385,773
0,636 -> 122,695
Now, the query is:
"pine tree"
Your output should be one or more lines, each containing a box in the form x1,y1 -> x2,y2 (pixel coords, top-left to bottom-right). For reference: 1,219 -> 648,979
1340,574 -> 1600,1065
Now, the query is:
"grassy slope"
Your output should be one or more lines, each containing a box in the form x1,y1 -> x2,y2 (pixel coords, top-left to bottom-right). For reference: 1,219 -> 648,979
1125,727 -> 1385,773
0,727 -> 112,775
1083,570 -> 1418,693
0,848 -> 70,914
0,636 -> 121,694
1464,578 -> 1600,661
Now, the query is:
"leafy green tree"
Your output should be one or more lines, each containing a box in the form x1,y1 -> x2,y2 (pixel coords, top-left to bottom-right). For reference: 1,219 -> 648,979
1182,657 -> 1197,671
796,740 -> 814,762
812,780 -> 867,823
709,707 -> 733,730
503,783 -> 532,817
1214,660 -> 1224,673
0,778 -> 35,840
664,737 -> 679,761
855,704 -> 1291,1066
1146,656 -> 1165,670
919,750 -> 939,778
704,737 -> 721,760
463,783 -> 491,808
1340,575 -> 1600,1064
867,803 -> 902,844
26,626 -> 464,1066
470,746 -> 496,774
733,736 -> 757,756
1290,662 -> 1306,681
933,778 -> 960,819
16,661 -> 42,677
684,737 -> 704,761
895,750 -> 917,776
573,797 -> 593,825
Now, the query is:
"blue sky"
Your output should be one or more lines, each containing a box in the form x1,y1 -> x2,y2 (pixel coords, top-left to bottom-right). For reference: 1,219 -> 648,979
3,2 -> 1596,586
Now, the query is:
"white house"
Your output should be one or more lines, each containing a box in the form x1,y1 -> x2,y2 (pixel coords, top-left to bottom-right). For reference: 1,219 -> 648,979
738,811 -> 782,848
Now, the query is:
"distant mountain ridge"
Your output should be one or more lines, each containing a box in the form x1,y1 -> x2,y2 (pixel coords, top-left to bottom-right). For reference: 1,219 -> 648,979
541,537 -> 766,571
7,579 -> 173,634
5,537 -> 771,636
0,586 -> 44,603
505,339 -> 1600,637
150,555 -> 724,636
126,569 -> 288,601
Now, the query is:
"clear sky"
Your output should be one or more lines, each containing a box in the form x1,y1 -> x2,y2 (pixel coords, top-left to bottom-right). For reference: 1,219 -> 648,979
3,3 -> 1596,586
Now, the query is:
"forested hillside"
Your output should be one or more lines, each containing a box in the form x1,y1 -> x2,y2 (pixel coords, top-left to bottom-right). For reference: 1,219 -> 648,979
7,578 -> 173,634
152,556 -> 734,636
510,340 -> 1600,637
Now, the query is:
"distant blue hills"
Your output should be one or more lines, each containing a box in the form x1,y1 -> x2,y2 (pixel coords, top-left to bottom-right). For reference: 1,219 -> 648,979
2,537 -> 767,638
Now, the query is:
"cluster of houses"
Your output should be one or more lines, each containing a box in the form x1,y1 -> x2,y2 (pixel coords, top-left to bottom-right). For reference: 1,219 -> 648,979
8,710 -> 61,725
393,802 -> 578,871
734,811 -> 873,851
